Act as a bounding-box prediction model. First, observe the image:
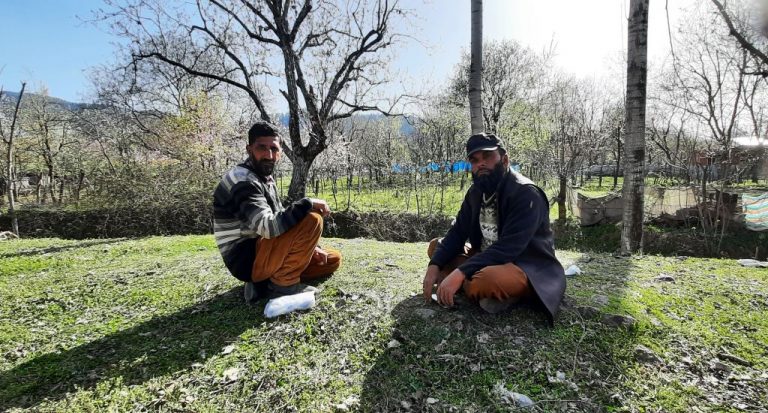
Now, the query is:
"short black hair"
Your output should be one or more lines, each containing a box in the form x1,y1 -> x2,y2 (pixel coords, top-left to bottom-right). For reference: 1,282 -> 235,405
248,121 -> 280,145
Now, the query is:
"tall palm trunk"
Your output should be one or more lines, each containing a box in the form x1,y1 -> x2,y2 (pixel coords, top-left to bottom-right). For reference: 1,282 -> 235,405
469,0 -> 483,134
621,0 -> 649,254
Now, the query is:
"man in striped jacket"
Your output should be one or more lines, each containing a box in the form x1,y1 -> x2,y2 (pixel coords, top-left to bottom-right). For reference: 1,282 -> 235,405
214,122 -> 342,302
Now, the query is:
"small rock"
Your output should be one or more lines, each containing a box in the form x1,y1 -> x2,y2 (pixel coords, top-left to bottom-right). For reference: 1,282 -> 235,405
560,295 -> 576,308
575,305 -> 600,318
602,314 -> 636,328
400,400 -> 411,409
592,295 -> 610,307
336,395 -> 359,411
387,339 -> 401,349
738,259 -> 768,268
414,308 -> 436,320
717,352 -> 751,366
494,382 -> 535,407
665,311 -> 683,321
426,397 -> 438,404
712,361 -> 732,374
655,274 -> 675,282
476,333 -> 491,344
221,344 -> 235,355
634,345 -> 661,364
222,367 -> 241,382
548,371 -> 565,383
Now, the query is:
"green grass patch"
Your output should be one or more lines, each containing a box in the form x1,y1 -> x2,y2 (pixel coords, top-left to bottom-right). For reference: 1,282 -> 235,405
0,237 -> 766,411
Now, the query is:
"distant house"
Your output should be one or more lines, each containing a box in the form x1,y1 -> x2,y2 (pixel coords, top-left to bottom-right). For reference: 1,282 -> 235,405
731,136 -> 768,181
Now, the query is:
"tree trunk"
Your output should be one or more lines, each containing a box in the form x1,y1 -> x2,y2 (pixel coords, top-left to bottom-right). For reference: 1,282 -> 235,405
287,156 -> 311,202
558,175 -> 567,223
620,0 -> 649,255
75,169 -> 85,204
613,135 -> 622,189
469,0 -> 484,134
47,167 -> 56,204
4,83 -> 26,236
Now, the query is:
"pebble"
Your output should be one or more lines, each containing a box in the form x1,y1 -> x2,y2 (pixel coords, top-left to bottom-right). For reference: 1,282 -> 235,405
602,314 -> 637,328
634,345 -> 661,364
414,308 -> 436,319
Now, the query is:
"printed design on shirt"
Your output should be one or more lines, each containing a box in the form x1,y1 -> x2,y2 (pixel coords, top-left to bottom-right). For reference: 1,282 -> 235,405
480,193 -> 498,250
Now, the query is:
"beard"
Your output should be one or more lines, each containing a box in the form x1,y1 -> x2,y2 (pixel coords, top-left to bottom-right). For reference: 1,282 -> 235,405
251,157 -> 276,177
472,162 -> 507,194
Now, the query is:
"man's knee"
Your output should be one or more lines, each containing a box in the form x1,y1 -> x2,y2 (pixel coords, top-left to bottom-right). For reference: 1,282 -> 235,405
306,211 -> 323,226
465,264 -> 531,301
298,212 -> 323,235
324,248 -> 342,271
427,238 -> 441,258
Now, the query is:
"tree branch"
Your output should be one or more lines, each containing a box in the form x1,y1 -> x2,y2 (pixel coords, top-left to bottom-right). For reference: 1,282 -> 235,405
710,0 -> 768,73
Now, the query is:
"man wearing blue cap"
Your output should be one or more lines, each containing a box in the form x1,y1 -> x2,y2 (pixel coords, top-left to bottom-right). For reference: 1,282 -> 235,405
423,133 -> 566,323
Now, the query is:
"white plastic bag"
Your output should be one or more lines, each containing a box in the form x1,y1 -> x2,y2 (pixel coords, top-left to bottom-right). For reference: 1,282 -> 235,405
565,264 -> 582,276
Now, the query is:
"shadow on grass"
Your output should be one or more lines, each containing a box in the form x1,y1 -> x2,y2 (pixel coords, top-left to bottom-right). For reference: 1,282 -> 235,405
360,254 -> 638,411
0,286 -> 261,410
0,238 -> 127,259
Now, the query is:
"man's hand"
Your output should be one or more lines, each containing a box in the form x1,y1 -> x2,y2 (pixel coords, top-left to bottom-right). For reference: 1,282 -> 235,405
312,246 -> 328,265
310,198 -> 331,217
436,269 -> 465,307
422,265 -> 441,302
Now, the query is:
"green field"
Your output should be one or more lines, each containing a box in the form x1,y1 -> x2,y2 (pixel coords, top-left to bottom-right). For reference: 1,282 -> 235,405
1,236 -> 766,411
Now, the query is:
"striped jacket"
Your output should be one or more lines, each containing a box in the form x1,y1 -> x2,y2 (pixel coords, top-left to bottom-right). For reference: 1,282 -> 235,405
213,158 -> 313,280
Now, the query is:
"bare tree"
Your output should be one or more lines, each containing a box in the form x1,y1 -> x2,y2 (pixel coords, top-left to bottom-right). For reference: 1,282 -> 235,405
98,0 -> 410,200
469,0 -> 483,134
0,82 -> 27,235
710,0 -> 768,76
450,40 -> 551,134
543,78 -> 605,223
621,0 -> 649,254
22,88 -> 74,204
655,1 -> 768,251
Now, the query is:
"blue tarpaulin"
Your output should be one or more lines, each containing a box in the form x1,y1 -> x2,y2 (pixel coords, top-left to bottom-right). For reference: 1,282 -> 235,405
391,160 -> 519,174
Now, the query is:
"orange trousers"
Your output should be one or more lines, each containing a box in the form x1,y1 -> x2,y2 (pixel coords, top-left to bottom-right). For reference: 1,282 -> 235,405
427,238 -> 532,301
252,212 -> 341,286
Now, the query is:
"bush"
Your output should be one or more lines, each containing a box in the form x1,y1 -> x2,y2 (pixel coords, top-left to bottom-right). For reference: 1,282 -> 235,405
0,204 -> 452,243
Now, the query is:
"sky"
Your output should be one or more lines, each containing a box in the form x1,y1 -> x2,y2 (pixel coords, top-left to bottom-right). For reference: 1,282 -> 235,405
0,0 -> 697,104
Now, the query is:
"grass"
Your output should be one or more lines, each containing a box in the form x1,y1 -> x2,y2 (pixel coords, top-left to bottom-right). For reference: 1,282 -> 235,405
285,175 -> 568,221
1,236 -> 767,412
